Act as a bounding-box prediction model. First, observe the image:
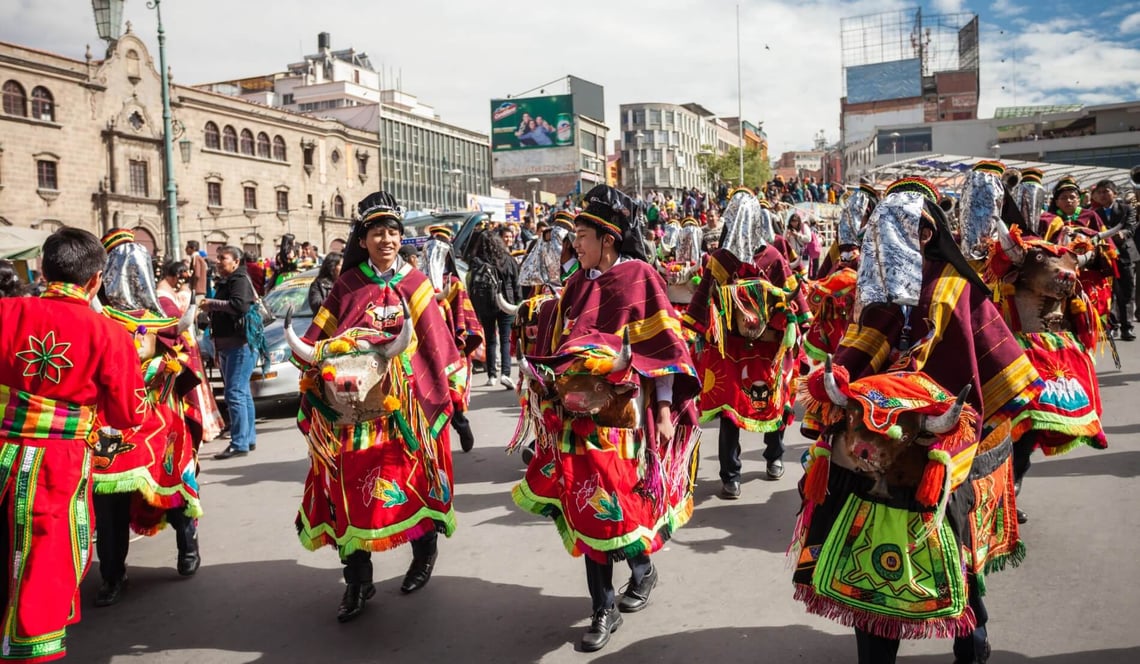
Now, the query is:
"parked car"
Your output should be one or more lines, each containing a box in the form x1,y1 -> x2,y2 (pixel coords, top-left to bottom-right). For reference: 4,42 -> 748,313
199,269 -> 317,404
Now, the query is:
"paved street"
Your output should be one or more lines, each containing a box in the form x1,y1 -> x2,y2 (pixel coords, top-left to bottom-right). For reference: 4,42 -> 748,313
68,347 -> 1140,664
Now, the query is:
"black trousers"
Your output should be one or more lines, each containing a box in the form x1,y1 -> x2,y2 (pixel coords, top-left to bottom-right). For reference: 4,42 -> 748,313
1012,432 -> 1036,485
854,573 -> 988,663
718,417 -> 784,483
341,530 -> 438,583
584,553 -> 652,613
1115,261 -> 1135,334
94,493 -> 195,582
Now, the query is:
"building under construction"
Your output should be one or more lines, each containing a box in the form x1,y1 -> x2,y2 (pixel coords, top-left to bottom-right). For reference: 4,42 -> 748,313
839,7 -> 979,156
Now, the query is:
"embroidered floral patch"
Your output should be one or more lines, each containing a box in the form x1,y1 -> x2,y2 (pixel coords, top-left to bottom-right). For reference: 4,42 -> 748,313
16,331 -> 74,384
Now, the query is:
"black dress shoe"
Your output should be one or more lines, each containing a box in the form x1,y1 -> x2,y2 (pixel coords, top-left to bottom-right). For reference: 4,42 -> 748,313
94,577 -> 127,607
580,606 -> 623,652
1017,508 -> 1028,524
250,443 -> 257,451
1123,332 -> 1137,341
766,459 -> 785,480
336,582 -> 376,623
618,564 -> 658,613
213,446 -> 248,460
1013,478 -> 1022,496
400,552 -> 437,594
720,480 -> 741,500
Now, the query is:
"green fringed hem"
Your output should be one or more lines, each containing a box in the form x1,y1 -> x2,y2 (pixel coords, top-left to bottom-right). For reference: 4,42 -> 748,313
511,480 -> 693,561
983,540 -> 1026,575
698,404 -> 784,432
93,470 -> 202,516
296,507 -> 456,557
1039,436 -> 1104,456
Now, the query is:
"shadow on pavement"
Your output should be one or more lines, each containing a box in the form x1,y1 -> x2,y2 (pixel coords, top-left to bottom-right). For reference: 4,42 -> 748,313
1029,449 -> 1140,479
202,457 -> 312,487
675,485 -> 802,555
592,625 -> 1140,664
1094,371 -> 1140,388
69,561 -> 580,664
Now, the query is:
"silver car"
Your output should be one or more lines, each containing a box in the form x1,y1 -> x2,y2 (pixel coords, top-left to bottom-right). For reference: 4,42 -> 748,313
200,269 -> 317,404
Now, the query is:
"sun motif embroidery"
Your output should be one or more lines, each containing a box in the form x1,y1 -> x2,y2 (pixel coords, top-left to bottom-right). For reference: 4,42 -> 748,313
16,331 -> 74,384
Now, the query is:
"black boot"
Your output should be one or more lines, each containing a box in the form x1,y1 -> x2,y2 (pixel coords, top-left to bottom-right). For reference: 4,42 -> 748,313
337,551 -> 375,623
171,511 -> 201,577
401,532 -> 438,594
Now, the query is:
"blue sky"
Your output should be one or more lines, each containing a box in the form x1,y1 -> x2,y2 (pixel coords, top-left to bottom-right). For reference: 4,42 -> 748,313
2,0 -> 1138,156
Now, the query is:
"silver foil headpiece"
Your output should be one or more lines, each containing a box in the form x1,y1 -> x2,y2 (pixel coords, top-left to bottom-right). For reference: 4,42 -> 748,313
660,222 -> 681,254
675,224 -> 703,265
720,190 -> 766,263
517,233 -> 563,286
1011,179 -> 1047,236
857,191 -> 926,307
103,241 -> 161,314
838,189 -> 873,247
958,168 -> 1005,260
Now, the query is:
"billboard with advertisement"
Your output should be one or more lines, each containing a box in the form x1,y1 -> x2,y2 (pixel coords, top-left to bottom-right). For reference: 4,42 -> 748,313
490,95 -> 575,151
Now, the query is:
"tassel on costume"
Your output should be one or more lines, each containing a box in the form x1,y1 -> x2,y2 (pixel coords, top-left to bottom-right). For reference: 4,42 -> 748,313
916,453 -> 947,508
803,443 -> 831,505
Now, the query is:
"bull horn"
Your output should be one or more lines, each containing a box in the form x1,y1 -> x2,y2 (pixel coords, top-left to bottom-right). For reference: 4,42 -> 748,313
924,384 -> 972,434
994,219 -> 1024,262
177,303 -> 197,334
496,292 -> 520,315
611,328 -> 633,374
283,305 -> 316,365
380,300 -> 414,359
1096,224 -> 1125,241
1077,250 -> 1094,268
435,290 -> 447,302
823,355 -> 848,407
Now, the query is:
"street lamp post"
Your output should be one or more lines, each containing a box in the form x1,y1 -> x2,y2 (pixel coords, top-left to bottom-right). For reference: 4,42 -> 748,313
92,0 -> 182,260
889,131 -> 901,165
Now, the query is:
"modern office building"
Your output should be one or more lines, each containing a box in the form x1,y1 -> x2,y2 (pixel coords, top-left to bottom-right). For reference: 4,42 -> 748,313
617,102 -> 744,197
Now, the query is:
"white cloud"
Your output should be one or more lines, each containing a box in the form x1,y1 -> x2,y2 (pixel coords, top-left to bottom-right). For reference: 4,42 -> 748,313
1121,11 -> 1140,33
932,0 -> 966,13
990,0 -> 1026,18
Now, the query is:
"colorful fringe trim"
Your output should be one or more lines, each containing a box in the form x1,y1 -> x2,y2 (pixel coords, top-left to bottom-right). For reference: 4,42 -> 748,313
296,507 -> 456,557
794,583 -> 978,641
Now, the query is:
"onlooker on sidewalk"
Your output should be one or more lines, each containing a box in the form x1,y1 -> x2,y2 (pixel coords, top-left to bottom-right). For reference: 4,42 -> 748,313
1090,179 -> 1138,339
186,240 -> 209,299
202,245 -> 258,458
467,227 -> 522,389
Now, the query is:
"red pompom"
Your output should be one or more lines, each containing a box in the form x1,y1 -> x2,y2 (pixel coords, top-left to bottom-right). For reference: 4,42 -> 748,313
916,461 -> 946,507
803,455 -> 830,505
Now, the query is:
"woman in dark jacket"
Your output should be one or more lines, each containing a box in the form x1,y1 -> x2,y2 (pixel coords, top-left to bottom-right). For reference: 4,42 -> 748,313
306,251 -> 342,314
468,227 -> 522,389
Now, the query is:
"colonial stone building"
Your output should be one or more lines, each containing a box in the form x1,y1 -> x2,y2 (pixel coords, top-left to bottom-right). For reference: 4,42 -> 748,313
0,30 -> 380,259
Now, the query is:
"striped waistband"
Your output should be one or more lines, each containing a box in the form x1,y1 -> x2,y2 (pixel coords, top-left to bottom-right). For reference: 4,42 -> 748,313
0,384 -> 97,441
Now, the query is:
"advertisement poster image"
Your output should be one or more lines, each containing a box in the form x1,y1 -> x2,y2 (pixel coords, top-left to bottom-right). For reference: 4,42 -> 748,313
490,95 -> 575,151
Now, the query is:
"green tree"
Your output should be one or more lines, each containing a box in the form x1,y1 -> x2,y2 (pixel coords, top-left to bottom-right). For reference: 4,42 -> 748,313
696,145 -> 771,193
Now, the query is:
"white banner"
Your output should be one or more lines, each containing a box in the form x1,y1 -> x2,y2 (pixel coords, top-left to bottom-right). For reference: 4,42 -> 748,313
492,146 -> 579,178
